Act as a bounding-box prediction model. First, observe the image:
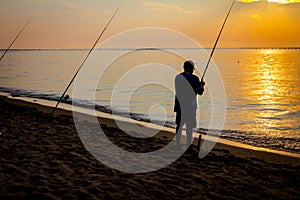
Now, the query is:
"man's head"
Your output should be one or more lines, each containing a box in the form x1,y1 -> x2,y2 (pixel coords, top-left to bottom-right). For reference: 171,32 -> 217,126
183,60 -> 195,73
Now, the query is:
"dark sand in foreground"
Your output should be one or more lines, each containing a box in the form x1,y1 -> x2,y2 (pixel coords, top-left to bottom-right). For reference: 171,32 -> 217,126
0,96 -> 299,199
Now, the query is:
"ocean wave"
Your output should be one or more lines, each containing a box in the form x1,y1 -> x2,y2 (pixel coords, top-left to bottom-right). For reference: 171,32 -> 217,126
280,110 -> 300,118
219,129 -> 300,154
0,87 -> 61,101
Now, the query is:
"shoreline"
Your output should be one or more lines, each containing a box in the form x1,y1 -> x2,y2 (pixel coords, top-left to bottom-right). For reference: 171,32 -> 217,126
2,93 -> 299,167
1,94 -> 299,199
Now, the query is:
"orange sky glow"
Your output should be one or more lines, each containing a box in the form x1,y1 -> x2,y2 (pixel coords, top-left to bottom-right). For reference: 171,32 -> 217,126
0,0 -> 299,49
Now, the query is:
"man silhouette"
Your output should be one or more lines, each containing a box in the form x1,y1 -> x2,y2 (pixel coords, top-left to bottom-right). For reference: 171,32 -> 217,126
174,60 -> 205,148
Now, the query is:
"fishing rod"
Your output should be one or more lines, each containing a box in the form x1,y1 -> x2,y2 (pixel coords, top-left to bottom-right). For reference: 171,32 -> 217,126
201,0 -> 236,82
48,7 -> 120,121
0,19 -> 31,62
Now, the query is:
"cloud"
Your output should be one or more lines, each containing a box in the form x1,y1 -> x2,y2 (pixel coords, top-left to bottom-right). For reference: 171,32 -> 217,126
238,0 -> 300,3
33,0 -> 105,14
141,1 -> 200,15
251,14 -> 262,19
238,0 -> 259,3
267,0 -> 300,4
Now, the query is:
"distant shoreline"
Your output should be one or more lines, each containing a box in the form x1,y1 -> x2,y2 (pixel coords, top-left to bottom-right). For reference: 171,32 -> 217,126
1,47 -> 300,51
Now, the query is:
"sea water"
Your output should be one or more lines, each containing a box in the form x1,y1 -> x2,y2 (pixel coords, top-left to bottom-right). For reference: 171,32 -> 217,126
0,48 -> 299,153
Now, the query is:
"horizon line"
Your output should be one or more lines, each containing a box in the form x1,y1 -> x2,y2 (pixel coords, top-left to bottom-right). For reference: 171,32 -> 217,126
1,47 -> 300,51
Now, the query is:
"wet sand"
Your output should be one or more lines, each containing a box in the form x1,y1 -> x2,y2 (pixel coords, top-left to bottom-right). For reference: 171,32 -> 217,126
0,95 -> 299,199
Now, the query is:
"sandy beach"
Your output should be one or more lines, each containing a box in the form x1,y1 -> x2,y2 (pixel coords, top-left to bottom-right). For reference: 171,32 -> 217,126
0,95 -> 299,199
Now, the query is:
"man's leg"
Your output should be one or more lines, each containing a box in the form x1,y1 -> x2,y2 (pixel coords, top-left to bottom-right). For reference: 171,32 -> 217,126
186,126 -> 193,147
175,112 -> 183,146
176,124 -> 183,146
186,109 -> 196,148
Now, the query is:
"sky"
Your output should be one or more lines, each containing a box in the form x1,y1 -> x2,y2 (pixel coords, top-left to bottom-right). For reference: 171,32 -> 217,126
0,0 -> 300,49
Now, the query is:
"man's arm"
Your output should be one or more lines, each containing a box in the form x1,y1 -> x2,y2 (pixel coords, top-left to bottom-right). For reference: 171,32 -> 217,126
194,77 -> 205,95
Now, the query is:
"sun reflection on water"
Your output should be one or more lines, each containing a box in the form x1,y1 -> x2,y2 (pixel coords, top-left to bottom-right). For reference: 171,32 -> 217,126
248,49 -> 299,135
